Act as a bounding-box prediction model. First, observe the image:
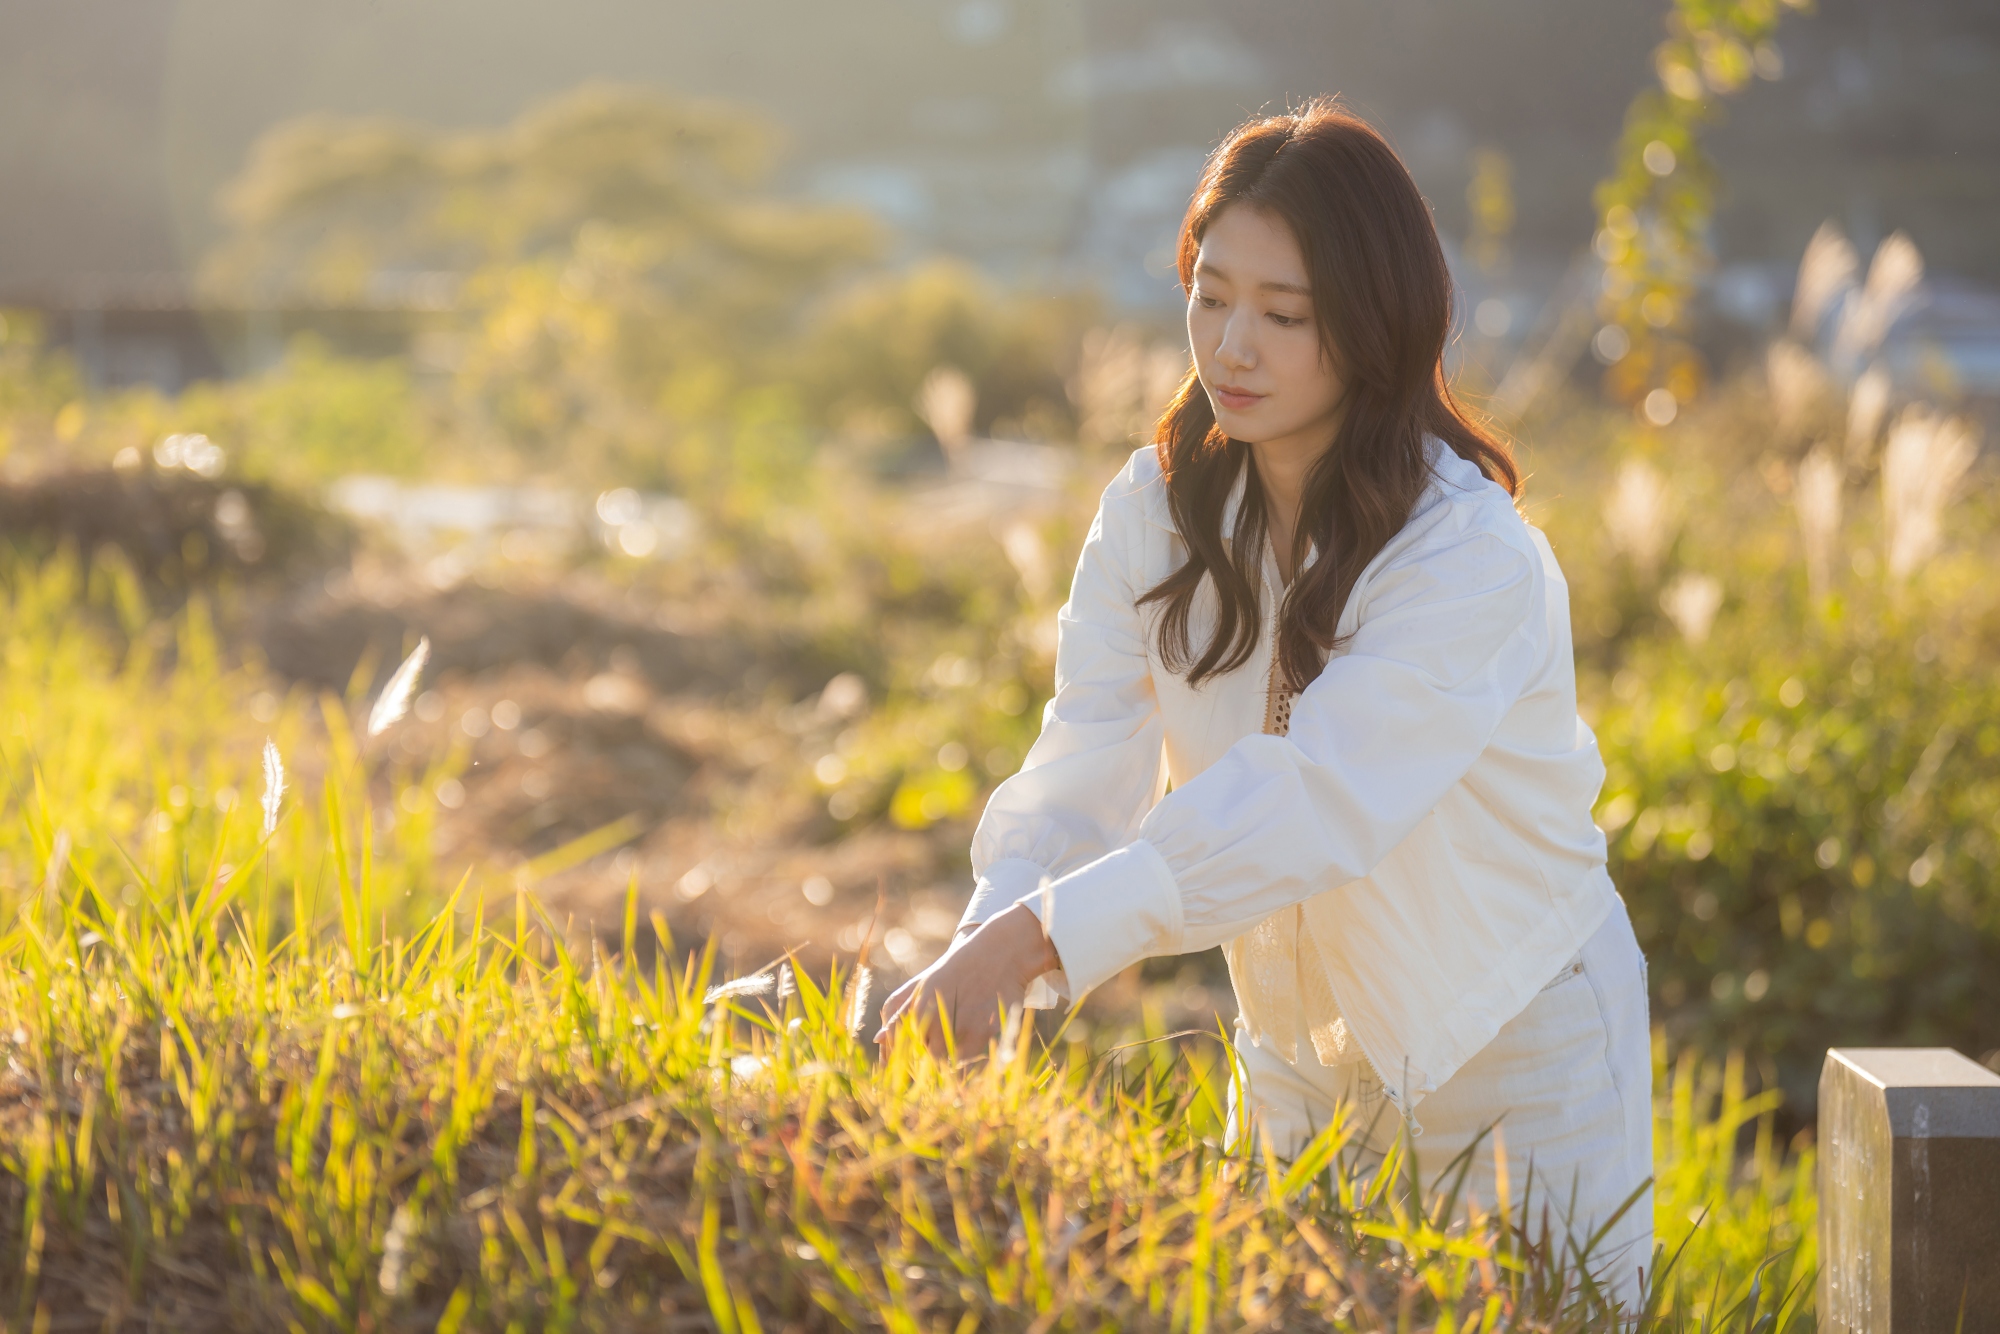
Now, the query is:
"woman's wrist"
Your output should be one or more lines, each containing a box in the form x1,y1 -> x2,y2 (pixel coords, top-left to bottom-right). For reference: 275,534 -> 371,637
990,901 -> 1061,986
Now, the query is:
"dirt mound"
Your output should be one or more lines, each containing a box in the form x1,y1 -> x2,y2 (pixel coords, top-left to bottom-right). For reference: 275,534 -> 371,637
259,563 -> 959,980
255,568 -> 756,700
0,465 -> 350,595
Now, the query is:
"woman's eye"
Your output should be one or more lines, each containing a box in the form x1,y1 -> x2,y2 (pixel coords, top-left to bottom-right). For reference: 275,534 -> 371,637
1195,294 -> 1223,309
1269,312 -> 1305,327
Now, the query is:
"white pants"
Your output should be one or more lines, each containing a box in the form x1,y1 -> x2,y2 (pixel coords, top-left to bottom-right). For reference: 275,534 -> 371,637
1228,896 -> 1654,1310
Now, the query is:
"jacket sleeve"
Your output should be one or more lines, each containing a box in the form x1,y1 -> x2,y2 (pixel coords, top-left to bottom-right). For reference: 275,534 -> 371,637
958,466 -> 1166,1002
1029,515 -> 1544,999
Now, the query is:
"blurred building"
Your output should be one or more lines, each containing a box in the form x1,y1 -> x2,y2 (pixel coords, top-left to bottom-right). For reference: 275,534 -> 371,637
3,0 -> 1996,397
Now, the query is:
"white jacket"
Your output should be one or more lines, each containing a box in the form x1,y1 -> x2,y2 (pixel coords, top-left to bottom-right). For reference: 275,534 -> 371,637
959,441 -> 1616,1120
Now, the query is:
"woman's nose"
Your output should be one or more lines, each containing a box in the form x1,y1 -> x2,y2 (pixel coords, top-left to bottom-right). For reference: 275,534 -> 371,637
1216,314 -> 1257,371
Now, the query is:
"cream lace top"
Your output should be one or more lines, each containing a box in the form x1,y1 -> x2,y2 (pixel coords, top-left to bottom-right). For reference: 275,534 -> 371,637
1218,653 -> 1368,1069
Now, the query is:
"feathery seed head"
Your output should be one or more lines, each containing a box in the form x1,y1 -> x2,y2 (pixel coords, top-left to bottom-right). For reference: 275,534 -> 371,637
1794,449 -> 1844,600
1832,231 -> 1924,371
1659,573 -> 1724,647
261,738 -> 286,839
848,966 -> 874,1036
1789,220 -> 1858,345
705,973 -> 776,1005
1883,407 -> 1979,582
1846,365 -> 1892,465
368,636 -> 432,737
1766,340 -> 1833,438
1603,459 -> 1678,580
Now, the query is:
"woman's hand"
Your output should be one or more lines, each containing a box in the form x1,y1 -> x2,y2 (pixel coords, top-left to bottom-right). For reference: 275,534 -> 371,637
873,903 -> 1060,1057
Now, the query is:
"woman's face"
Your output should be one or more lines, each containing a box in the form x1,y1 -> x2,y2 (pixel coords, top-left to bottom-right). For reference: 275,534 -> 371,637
1186,203 -> 1346,453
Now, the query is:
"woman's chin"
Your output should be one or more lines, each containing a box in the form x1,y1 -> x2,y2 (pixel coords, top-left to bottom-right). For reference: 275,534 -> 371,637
1216,414 -> 1280,445
1211,406 -> 1260,438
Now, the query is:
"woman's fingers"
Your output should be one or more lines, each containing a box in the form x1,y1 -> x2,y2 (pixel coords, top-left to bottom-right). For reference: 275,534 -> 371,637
876,977 -> 920,1027
881,975 -> 919,1011
873,975 -> 928,1044
880,976 -> 965,1057
880,986 -> 1009,1060
872,926 -> 1025,1059
927,989 -> 1002,1060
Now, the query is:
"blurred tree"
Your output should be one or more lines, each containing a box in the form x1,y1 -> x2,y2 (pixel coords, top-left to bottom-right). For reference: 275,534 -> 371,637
173,335 -> 429,485
1593,0 -> 1813,421
798,259 -> 1095,458
0,311 -> 84,467
203,84 -> 871,308
201,85 -> 879,481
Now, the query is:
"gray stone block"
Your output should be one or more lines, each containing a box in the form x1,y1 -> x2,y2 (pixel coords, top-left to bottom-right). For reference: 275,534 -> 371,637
1820,1047 -> 2000,1333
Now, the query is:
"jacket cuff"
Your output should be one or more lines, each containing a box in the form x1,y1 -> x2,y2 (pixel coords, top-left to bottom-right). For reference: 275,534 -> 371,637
1033,840 -> 1183,998
1015,895 -> 1071,1007
958,857 -> 1049,934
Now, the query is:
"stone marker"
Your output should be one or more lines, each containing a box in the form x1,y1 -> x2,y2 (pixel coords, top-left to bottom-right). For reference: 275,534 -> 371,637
1820,1047 -> 2000,1333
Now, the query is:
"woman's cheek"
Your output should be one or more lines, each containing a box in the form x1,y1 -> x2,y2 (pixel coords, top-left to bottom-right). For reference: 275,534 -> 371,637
1185,309 -> 1216,361
1289,339 -> 1337,402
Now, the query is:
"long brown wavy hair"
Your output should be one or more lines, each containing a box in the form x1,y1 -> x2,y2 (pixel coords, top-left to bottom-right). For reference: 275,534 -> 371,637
1142,100 -> 1519,691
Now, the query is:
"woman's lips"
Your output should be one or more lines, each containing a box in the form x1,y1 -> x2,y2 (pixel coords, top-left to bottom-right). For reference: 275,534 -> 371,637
1213,384 -> 1265,411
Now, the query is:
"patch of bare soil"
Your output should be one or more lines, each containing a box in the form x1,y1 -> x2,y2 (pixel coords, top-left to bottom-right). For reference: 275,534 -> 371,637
253,558 -> 974,981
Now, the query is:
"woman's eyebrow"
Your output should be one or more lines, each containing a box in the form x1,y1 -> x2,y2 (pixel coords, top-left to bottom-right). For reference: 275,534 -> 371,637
1192,262 -> 1310,297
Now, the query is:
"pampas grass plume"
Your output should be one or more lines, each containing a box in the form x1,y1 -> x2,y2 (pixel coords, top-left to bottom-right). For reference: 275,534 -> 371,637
1659,573 -> 1724,646
847,966 -> 874,1037
368,635 -> 431,737
261,738 -> 285,839
915,366 -> 976,460
1833,232 -> 1924,370
1603,459 -> 1677,580
1883,407 -> 1979,582
1846,365 -> 1892,466
1766,340 -> 1833,438
1789,220 -> 1858,344
1794,448 -> 1844,601
705,973 -> 776,1005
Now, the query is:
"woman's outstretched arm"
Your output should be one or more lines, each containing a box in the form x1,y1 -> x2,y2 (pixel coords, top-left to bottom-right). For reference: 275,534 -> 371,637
877,463 -> 1164,1049
956,466 -> 1165,966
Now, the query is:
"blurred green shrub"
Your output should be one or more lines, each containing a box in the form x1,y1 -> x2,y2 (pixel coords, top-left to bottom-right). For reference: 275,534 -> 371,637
723,477 -> 1074,835
0,311 -> 87,467
187,86 -> 1101,496
1526,360 -> 2000,1105
798,259 -> 1094,455
1594,576 -> 2000,1105
200,85 -> 877,487
177,336 -> 429,485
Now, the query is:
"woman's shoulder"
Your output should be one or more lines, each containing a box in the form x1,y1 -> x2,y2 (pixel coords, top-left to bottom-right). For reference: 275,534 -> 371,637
1104,445 -> 1165,498
1097,446 -> 1173,532
1400,437 -> 1539,563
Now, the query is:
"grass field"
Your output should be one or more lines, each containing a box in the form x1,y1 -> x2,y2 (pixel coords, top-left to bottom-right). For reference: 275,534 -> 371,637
0,558 -> 1818,1331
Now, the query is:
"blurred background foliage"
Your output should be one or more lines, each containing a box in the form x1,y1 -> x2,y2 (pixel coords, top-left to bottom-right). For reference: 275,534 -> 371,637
1588,0 -> 1813,415
0,59 -> 1993,1125
190,86 -> 1099,490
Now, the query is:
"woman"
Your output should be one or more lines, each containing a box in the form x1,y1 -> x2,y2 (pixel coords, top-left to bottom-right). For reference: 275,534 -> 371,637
875,100 -> 1653,1304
